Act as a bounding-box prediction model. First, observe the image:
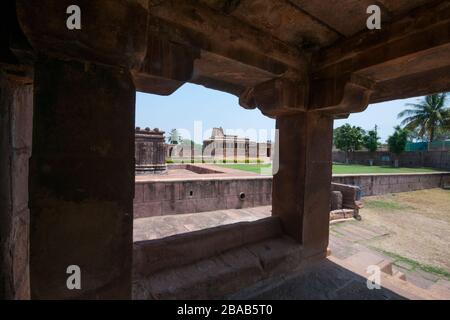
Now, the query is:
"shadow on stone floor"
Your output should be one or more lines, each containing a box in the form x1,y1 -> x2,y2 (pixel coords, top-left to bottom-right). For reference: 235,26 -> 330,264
237,258 -> 407,300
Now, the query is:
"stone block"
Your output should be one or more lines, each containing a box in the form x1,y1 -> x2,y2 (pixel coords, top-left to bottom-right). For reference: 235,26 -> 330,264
134,183 -> 144,203
11,151 -> 30,212
237,180 -> 256,195
11,84 -> 33,151
330,191 -> 343,210
164,183 -> 179,201
195,197 -> 226,212
225,194 -> 254,209
218,180 -> 238,196
179,181 -> 201,200
134,202 -> 162,218
162,199 -> 196,215
198,180 -> 218,198
143,182 -> 166,202
11,209 -> 29,293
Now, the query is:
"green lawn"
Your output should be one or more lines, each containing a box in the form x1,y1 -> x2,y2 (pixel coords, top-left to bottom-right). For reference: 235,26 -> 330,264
332,164 -> 443,174
218,163 -> 444,175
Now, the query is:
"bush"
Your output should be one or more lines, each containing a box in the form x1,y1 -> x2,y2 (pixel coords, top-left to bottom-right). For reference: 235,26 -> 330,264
388,126 -> 409,155
166,159 -> 174,164
363,127 -> 380,152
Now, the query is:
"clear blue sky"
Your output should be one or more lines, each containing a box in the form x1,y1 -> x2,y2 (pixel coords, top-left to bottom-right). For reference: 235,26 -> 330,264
136,83 -> 423,144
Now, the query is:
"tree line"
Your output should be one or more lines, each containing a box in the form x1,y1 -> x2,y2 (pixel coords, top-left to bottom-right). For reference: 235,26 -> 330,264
334,93 -> 449,166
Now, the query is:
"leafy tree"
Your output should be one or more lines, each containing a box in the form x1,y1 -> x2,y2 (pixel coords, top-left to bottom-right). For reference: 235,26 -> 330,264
334,124 -> 365,163
387,126 -> 409,167
167,128 -> 182,145
363,125 -> 380,152
397,93 -> 449,142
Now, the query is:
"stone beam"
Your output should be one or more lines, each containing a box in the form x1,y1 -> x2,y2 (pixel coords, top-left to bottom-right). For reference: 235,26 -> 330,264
132,35 -> 199,95
314,1 -> 450,72
147,0 -> 308,73
371,65 -> 450,104
310,1 -> 450,109
15,0 -> 148,68
29,57 -> 134,299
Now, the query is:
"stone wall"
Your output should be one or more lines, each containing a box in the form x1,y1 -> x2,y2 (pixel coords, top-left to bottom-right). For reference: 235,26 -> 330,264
332,173 -> 450,197
333,150 -> 450,170
134,177 -> 272,218
134,172 -> 450,218
0,74 -> 32,299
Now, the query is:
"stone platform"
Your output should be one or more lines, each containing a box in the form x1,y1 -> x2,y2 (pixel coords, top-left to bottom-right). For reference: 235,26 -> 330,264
133,206 -> 450,300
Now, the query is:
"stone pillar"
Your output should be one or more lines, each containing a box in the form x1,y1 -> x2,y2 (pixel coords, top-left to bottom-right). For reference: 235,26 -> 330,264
257,143 -> 260,161
233,136 -> 239,162
272,112 -> 333,258
29,57 -> 135,299
0,73 -> 32,299
245,138 -> 250,163
222,139 -> 226,163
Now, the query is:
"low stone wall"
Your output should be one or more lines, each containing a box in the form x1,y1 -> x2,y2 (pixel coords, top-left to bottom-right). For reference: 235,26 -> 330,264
332,173 -> 450,197
134,176 -> 272,218
333,150 -> 450,170
134,172 -> 450,218
168,164 -> 223,174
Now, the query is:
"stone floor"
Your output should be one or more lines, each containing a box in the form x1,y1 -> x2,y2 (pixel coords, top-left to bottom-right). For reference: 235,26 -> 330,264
133,205 -> 450,299
134,206 -> 269,241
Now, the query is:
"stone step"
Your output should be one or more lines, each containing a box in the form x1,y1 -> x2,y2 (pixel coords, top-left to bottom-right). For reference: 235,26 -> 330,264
342,250 -> 394,275
428,280 -> 450,299
393,270 -> 407,281
329,255 -> 443,300
133,236 -> 303,299
133,216 -> 282,276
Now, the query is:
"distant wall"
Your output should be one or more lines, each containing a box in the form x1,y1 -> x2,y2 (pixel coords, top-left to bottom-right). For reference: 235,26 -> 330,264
332,173 -> 450,197
333,150 -> 450,170
133,172 -> 450,218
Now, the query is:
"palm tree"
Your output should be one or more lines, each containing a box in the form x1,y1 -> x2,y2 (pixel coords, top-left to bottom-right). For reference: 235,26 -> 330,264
168,128 -> 181,145
397,93 -> 449,142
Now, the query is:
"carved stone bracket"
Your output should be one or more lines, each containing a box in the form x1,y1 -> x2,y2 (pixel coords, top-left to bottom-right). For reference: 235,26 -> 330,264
239,78 -> 308,118
308,72 -> 375,117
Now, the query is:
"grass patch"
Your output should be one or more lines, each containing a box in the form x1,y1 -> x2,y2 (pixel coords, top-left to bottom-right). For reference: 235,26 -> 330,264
218,163 -> 272,174
364,199 -> 408,210
332,164 -> 443,174
214,163 -> 444,175
371,247 -> 450,280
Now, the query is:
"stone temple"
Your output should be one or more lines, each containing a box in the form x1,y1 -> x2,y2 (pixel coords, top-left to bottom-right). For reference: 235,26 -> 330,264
202,127 -> 272,162
135,127 -> 167,174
